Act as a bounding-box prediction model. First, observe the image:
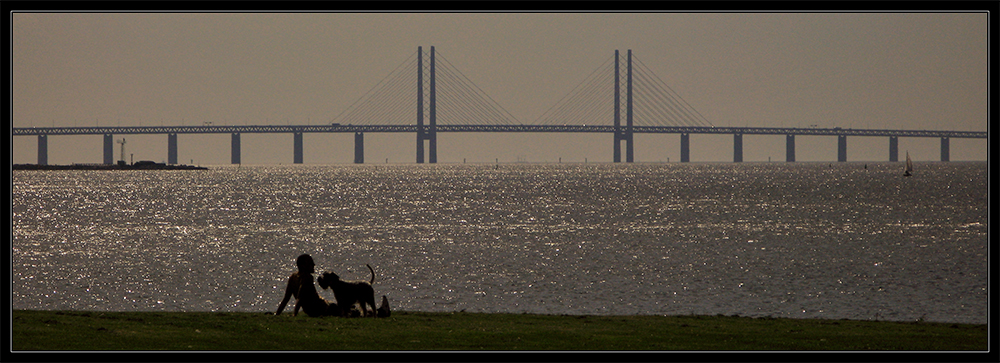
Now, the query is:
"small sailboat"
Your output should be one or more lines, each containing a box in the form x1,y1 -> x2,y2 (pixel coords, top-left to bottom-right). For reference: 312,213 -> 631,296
903,151 -> 913,177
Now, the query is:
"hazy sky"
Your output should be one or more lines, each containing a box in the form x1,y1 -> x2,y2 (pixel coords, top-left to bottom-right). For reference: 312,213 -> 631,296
11,11 -> 989,165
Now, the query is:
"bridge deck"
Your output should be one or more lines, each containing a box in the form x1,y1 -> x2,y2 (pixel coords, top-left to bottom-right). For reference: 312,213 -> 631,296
11,125 -> 987,138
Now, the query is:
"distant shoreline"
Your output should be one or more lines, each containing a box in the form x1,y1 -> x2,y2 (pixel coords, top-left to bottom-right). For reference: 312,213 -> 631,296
12,162 -> 208,171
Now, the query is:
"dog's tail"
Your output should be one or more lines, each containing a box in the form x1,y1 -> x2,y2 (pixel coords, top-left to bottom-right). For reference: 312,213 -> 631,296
366,264 -> 375,285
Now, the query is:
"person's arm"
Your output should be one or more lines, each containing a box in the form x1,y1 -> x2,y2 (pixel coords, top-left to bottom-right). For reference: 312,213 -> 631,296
275,274 -> 297,315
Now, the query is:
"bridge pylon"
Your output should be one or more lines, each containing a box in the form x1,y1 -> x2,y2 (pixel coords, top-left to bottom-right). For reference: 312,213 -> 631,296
614,50 -> 634,163
416,46 -> 437,163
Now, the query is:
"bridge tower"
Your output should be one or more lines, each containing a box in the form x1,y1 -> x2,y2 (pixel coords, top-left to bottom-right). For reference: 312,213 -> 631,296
614,50 -> 634,163
417,46 -> 424,163
613,50 -> 620,163
416,46 -> 438,163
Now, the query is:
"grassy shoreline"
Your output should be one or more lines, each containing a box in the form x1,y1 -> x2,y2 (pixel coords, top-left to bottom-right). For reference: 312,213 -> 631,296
11,309 -> 987,352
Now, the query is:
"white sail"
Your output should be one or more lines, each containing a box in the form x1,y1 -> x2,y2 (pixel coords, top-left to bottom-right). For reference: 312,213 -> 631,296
904,151 -> 913,176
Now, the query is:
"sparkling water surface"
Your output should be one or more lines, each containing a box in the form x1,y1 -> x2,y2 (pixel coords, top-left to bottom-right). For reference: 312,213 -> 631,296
11,162 -> 988,324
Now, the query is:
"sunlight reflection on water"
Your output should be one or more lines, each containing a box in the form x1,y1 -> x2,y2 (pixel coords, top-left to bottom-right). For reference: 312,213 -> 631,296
11,162 -> 988,324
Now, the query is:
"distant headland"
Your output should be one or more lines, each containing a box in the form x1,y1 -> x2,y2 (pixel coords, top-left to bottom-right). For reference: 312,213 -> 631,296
13,160 -> 208,171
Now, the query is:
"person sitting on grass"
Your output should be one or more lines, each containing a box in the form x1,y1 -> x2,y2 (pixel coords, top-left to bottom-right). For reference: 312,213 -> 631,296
274,254 -> 338,317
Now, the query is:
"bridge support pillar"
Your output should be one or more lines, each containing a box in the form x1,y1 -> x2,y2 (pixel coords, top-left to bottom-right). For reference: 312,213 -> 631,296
429,46 -> 437,164
889,136 -> 899,162
429,131 -> 437,164
416,45 -> 438,164
613,137 -> 621,163
37,135 -> 48,165
417,46 -> 425,163
417,138 -> 425,163
733,133 -> 743,162
103,134 -> 114,165
837,135 -> 847,162
168,133 -> 178,165
419,116 -> 437,164
680,133 -> 690,162
614,133 -> 633,163
294,132 -> 304,164
231,133 -> 241,164
941,137 -> 950,162
354,132 -> 364,164
785,134 -> 795,162
625,49 -> 633,163
418,133 -> 437,163
612,49 -> 634,163
613,50 -> 621,163
624,133 -> 633,164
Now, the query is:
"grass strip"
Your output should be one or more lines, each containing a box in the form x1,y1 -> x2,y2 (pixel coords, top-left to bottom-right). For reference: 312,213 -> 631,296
11,310 -> 987,351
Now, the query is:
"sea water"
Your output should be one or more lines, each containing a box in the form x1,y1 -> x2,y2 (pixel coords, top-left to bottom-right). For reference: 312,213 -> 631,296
10,162 -> 988,324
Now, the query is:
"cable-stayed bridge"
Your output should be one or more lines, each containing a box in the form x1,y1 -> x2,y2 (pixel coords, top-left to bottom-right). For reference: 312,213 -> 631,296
13,47 -> 986,165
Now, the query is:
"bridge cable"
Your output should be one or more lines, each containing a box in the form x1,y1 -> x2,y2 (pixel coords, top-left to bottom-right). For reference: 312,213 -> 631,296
634,56 -> 709,127
435,63 -> 510,125
633,70 -> 693,127
569,69 -> 615,125
332,50 -> 418,125
434,59 -> 501,125
533,54 -> 615,126
544,56 -> 614,126
546,66 -> 612,126
434,51 -> 521,125
345,58 -> 417,125
336,53 -> 417,125
539,58 -> 615,126
633,56 -> 713,127
436,67 -> 500,125
363,55 -> 420,124
631,61 -> 692,126
567,60 -> 615,125
634,65 -> 701,127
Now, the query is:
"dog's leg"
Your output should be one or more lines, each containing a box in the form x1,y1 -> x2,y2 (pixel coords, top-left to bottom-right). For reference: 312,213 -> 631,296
364,293 -> 377,317
336,293 -> 352,317
360,301 -> 371,317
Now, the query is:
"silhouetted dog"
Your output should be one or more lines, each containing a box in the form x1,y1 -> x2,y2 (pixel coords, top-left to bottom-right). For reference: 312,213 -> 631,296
318,264 -> 378,318
275,254 -> 338,317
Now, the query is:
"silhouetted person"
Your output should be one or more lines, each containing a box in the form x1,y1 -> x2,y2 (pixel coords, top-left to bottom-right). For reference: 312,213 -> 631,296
275,254 -> 338,317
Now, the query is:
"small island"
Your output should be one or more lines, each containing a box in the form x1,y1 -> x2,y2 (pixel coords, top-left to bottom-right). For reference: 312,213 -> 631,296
13,160 -> 208,171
